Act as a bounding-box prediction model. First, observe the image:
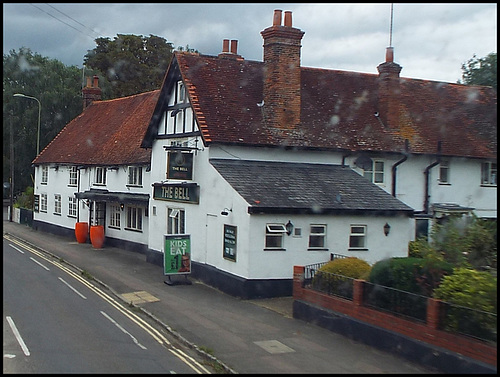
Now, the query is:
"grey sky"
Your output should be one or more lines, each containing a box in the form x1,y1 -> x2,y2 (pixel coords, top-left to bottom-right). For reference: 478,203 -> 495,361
3,3 -> 497,83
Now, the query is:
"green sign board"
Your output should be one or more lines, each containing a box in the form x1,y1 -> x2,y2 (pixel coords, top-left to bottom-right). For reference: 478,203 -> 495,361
223,224 -> 237,261
153,183 -> 199,204
164,234 -> 191,275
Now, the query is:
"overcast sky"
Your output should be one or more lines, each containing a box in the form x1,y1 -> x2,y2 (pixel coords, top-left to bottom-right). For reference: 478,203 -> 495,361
3,3 -> 497,84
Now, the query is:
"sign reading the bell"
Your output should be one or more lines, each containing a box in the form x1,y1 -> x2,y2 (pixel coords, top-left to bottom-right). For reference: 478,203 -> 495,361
153,183 -> 199,204
164,234 -> 191,275
167,151 -> 193,180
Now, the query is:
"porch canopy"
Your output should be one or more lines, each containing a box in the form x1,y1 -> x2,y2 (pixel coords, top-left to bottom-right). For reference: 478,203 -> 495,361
76,188 -> 149,205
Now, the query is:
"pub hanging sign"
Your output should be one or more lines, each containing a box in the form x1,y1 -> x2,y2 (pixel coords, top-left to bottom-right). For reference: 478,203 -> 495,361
153,183 -> 199,204
167,151 -> 193,180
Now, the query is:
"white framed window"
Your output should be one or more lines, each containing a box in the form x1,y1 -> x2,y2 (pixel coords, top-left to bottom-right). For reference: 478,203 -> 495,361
54,194 -> 61,215
95,167 -> 106,185
364,160 -> 384,184
309,224 -> 327,249
126,206 -> 142,231
41,166 -> 48,184
439,161 -> 450,184
127,166 -> 143,186
40,193 -> 47,212
177,80 -> 186,103
109,204 -> 121,228
481,162 -> 497,186
68,166 -> 78,186
265,223 -> 286,249
167,207 -> 185,234
349,225 -> 367,249
68,196 -> 77,217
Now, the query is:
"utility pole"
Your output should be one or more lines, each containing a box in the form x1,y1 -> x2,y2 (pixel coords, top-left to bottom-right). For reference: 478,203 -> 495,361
9,114 -> 14,222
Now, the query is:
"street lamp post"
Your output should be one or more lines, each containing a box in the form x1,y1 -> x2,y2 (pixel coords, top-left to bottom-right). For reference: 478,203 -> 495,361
13,93 -> 41,155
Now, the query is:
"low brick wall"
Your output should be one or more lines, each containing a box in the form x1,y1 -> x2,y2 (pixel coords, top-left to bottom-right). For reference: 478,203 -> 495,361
293,265 -> 497,370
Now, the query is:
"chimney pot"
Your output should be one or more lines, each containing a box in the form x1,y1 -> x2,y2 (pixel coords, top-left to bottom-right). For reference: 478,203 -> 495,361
230,40 -> 238,54
86,76 -> 92,87
93,75 -> 99,88
222,39 -> 229,53
385,47 -> 394,63
284,11 -> 292,27
273,9 -> 282,26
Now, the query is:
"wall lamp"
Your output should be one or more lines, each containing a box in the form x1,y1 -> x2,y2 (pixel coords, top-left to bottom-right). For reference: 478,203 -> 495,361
221,208 -> 232,216
120,203 -> 125,211
383,222 -> 391,236
285,220 -> 294,236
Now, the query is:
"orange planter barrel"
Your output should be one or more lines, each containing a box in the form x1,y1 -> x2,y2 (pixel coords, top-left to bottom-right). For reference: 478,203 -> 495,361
75,222 -> 88,243
90,225 -> 105,249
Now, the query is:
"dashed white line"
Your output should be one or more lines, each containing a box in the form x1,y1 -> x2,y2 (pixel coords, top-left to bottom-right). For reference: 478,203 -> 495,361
58,277 -> 87,299
29,257 -> 50,271
100,311 -> 147,350
9,244 -> 25,254
6,316 -> 30,356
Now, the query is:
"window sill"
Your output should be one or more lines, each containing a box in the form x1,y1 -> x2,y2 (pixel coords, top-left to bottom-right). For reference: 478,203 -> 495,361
124,227 -> 143,233
307,248 -> 329,251
126,184 -> 143,188
348,248 -> 368,251
438,182 -> 451,186
67,215 -> 77,219
53,213 -> 61,216
480,184 -> 497,188
68,184 -> 77,187
264,248 -> 286,251
108,226 -> 120,230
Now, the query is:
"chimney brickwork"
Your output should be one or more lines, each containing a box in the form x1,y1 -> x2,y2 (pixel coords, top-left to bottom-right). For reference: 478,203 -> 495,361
82,75 -> 102,111
261,10 -> 304,130
377,47 -> 402,128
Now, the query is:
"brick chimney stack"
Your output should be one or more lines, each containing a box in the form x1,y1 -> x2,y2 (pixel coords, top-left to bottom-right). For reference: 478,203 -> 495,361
377,47 -> 402,128
82,75 -> 102,111
261,10 -> 304,130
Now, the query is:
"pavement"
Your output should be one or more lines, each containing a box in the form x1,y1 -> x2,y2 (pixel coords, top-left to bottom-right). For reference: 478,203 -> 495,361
3,211 -> 437,374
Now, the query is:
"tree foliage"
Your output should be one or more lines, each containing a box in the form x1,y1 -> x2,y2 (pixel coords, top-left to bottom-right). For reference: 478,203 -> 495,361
459,52 -> 497,90
3,48 -> 83,195
83,34 -> 176,98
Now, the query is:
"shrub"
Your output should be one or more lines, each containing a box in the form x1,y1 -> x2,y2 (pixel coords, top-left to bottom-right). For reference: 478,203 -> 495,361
318,257 -> 371,279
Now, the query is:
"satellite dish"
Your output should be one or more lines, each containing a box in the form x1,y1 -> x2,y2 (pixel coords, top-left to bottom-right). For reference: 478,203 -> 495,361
354,155 -> 373,170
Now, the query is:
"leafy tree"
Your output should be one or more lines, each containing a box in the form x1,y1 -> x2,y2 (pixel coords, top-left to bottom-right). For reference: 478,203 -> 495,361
3,48 -> 83,196
459,52 -> 497,90
84,34 -> 176,98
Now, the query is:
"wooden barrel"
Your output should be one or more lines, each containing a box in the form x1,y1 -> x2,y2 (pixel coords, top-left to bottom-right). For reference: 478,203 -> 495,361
75,222 -> 88,243
90,225 -> 105,249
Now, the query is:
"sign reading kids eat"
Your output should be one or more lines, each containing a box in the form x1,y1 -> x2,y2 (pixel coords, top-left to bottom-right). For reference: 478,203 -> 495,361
163,234 -> 191,275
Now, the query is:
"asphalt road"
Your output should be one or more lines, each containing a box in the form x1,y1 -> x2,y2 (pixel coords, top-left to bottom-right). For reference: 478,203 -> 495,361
3,238 -> 213,374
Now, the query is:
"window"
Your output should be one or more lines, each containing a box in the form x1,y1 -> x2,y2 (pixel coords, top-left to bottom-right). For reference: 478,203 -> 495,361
40,193 -> 47,212
177,81 -> 186,103
439,161 -> 450,184
167,208 -> 185,234
68,166 -> 78,186
364,160 -> 384,184
126,206 -> 142,231
68,196 -> 77,217
481,162 -> 497,186
41,166 -> 48,184
127,166 -> 143,186
54,194 -> 61,215
109,204 -> 121,228
349,225 -> 367,249
265,223 -> 286,249
309,224 -> 326,249
95,167 -> 106,185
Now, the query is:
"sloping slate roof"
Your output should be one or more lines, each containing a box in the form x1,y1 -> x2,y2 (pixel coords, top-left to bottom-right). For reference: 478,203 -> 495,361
33,90 -> 160,166
209,159 -> 414,215
175,52 -> 496,159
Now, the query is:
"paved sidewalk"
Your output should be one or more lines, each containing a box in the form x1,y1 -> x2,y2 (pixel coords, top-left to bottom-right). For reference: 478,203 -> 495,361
3,217 -> 437,374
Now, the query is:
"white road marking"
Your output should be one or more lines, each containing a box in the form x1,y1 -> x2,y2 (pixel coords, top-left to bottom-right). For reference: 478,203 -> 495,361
100,311 -> 147,350
6,316 -> 30,356
58,277 -> 87,299
29,257 -> 50,271
9,244 -> 25,254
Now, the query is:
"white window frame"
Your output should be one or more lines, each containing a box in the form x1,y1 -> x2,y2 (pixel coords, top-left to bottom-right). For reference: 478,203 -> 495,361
95,167 -> 106,185
54,194 -> 61,215
127,166 -> 143,186
125,206 -> 142,231
481,162 -> 497,186
439,161 -> 450,184
68,196 -> 77,217
364,160 -> 384,184
167,207 -> 185,234
349,225 -> 367,250
68,166 -> 78,186
308,224 -> 327,249
265,223 -> 286,249
40,193 -> 47,212
41,166 -> 48,184
109,204 -> 121,228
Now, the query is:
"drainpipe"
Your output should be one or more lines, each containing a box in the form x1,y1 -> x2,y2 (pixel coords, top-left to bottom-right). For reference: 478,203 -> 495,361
391,139 -> 409,197
423,141 -> 442,214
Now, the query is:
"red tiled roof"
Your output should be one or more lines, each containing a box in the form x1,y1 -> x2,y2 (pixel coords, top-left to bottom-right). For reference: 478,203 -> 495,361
33,90 -> 160,166
174,52 -> 496,159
